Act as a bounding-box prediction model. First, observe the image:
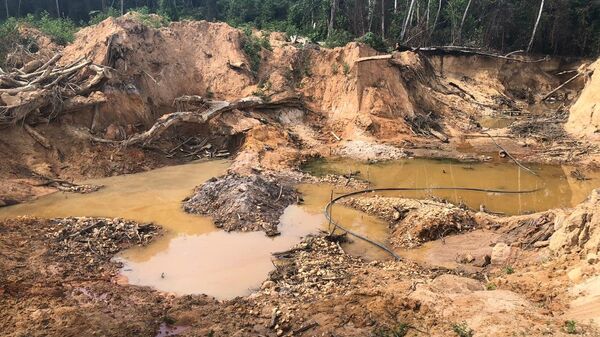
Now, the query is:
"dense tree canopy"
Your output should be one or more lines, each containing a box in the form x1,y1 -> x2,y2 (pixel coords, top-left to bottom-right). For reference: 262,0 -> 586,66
1,0 -> 599,56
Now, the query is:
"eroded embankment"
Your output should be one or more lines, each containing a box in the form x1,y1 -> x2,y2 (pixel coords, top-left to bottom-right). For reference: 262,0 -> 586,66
1,13 -> 598,206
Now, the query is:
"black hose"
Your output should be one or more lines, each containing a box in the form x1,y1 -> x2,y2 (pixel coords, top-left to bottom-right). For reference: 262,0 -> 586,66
324,186 -> 543,260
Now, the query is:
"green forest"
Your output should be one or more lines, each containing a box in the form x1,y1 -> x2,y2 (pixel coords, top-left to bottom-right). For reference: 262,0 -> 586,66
1,0 -> 599,56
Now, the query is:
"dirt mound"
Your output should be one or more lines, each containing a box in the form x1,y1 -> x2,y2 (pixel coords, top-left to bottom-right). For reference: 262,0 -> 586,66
62,15 -> 254,101
342,196 -> 477,247
566,60 -> 600,142
183,173 -> 298,236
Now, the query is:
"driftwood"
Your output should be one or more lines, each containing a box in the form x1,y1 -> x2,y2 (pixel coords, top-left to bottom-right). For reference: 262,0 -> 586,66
0,53 -> 110,125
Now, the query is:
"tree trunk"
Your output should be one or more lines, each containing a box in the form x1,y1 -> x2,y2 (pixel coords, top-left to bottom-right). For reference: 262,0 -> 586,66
527,0 -> 545,52
121,0 -> 124,15
4,0 -> 8,19
401,0 -> 416,41
456,0 -> 473,44
55,0 -> 60,17
368,0 -> 375,32
394,0 -> 397,13
381,0 -> 385,39
430,0 -> 443,38
327,0 -> 340,38
426,0 -> 431,27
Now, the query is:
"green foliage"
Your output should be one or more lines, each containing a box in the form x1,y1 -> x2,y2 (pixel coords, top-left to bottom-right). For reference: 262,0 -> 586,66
324,29 -> 353,48
205,87 -> 214,99
130,7 -> 170,28
372,323 -> 410,337
240,25 -> 271,74
486,282 -> 497,290
88,8 -> 120,25
452,322 -> 474,337
0,18 -> 20,66
565,320 -> 578,334
504,265 -> 514,274
1,0 -> 599,56
331,63 -> 339,75
356,32 -> 387,52
342,62 -> 350,76
23,12 -> 78,45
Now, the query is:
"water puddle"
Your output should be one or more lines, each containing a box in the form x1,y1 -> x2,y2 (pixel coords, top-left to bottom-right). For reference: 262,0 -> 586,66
478,116 -> 515,129
303,158 -> 600,215
0,161 -> 318,299
1,157 -> 598,299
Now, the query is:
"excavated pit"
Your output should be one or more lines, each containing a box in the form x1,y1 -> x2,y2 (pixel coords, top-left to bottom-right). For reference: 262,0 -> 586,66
2,13 -> 600,337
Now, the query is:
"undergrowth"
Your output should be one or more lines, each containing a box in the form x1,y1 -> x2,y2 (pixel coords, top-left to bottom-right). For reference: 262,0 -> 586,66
356,32 -> 387,52
452,322 -> 474,337
240,25 -> 271,75
22,12 -> 77,45
372,323 -> 410,337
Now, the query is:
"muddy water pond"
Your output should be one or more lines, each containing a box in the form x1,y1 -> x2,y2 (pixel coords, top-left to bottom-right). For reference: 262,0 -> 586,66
0,161 -> 318,299
1,157 -> 599,299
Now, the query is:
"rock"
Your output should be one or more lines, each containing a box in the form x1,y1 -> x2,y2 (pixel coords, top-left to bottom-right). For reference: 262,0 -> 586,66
586,253 -> 598,264
567,267 -> 583,283
105,123 -> 125,141
491,243 -> 511,265
261,280 -> 275,290
472,255 -> 491,267
456,253 -> 475,264
533,240 -> 549,248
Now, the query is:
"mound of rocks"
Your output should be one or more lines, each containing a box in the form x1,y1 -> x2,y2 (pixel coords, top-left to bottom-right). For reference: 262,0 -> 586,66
183,173 -> 299,236
342,196 -> 477,247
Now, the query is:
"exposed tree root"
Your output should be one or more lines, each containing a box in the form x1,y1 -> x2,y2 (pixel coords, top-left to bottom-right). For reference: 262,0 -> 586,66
0,53 -> 111,125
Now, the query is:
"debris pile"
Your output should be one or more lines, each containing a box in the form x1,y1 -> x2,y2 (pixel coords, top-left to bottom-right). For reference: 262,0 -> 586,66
183,173 -> 298,236
47,217 -> 160,269
335,140 -> 408,161
342,196 -> 477,247
0,54 -> 110,125
268,237 -> 359,298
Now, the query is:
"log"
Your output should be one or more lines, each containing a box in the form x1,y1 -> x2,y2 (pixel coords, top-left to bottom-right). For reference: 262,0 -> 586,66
24,124 -> 52,149
122,95 -> 304,146
355,54 -> 393,63
541,71 -> 584,101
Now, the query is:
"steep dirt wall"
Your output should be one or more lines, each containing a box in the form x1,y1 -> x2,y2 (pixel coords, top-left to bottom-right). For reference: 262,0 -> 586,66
429,55 -> 559,102
60,15 -> 255,130
566,60 -> 600,142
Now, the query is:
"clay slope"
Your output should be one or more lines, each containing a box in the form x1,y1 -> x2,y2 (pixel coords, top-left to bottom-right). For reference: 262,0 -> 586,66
566,59 -> 600,142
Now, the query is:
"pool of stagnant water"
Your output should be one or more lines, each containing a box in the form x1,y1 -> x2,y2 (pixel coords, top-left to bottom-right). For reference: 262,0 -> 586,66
0,157 -> 599,299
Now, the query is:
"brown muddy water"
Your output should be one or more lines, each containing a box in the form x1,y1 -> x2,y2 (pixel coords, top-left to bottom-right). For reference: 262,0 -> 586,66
1,157 -> 599,299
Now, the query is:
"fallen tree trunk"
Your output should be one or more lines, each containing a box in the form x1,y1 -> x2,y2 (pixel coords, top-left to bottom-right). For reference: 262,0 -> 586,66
364,46 -> 549,64
24,124 -> 52,149
72,94 -> 304,147
541,71 -> 585,102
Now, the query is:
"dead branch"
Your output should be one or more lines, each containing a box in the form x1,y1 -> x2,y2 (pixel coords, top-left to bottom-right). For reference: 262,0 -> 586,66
483,132 -> 538,176
541,71 -> 585,101
23,124 -> 51,149
369,46 -> 549,63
